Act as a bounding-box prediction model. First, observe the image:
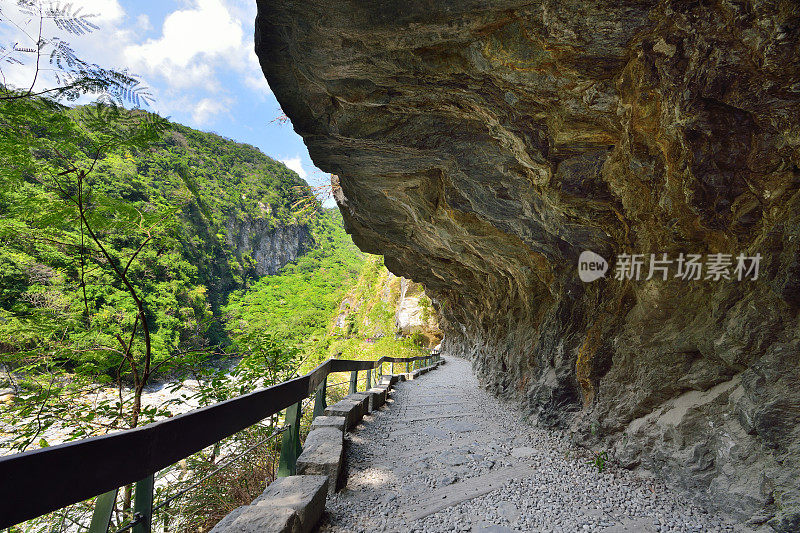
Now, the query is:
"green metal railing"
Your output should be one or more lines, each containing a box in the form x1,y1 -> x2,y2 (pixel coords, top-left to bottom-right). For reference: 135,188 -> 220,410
0,351 -> 442,531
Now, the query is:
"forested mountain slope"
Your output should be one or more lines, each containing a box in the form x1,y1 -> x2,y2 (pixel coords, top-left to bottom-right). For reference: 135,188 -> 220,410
224,217 -> 441,371
0,98 -> 434,386
0,99 -> 314,375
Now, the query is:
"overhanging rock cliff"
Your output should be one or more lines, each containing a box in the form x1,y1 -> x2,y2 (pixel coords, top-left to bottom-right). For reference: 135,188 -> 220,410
254,1 -> 800,529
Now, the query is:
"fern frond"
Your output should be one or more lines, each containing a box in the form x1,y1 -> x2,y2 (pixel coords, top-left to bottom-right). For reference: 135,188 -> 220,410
12,44 -> 37,53
45,2 -> 99,36
49,38 -> 79,70
16,1 -> 41,18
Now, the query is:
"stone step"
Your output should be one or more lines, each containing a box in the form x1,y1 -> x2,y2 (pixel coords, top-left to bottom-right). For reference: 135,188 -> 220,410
309,415 -> 345,432
403,400 -> 471,408
296,426 -> 344,494
210,475 -> 328,533
393,412 -> 479,424
324,397 -> 364,429
404,465 -> 534,522
366,387 -> 387,409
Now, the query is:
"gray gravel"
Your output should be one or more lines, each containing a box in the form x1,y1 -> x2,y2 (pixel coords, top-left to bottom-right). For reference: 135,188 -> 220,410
318,357 -> 744,533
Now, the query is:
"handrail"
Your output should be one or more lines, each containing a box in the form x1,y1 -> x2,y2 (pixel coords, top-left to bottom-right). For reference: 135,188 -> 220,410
0,353 -> 438,529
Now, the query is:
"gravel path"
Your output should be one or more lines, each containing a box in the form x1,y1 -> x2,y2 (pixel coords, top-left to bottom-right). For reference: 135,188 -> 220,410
318,356 -> 744,533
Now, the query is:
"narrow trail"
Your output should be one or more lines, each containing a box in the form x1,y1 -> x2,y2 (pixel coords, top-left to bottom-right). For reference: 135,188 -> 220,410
319,357 -> 742,533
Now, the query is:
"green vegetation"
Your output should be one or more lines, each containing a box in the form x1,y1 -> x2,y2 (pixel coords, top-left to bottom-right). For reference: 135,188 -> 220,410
223,209 -> 364,352
587,450 -> 609,473
224,219 -> 430,373
0,94 -> 428,448
0,96 -> 322,464
323,255 -> 429,361
0,96 -> 313,385
0,4 -> 432,531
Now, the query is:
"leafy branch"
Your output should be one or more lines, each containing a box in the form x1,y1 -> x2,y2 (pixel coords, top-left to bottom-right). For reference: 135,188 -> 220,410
0,1 -> 153,106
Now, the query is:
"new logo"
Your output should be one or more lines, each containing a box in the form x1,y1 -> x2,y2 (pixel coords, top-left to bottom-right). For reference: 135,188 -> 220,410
578,250 -> 608,282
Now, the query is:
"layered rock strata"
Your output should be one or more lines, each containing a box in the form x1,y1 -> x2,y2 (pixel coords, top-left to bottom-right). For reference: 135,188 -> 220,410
255,1 -> 800,529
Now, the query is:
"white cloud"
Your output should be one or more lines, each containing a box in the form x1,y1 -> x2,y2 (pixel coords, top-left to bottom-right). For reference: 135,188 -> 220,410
70,0 -> 125,23
135,14 -> 152,32
192,97 -> 228,125
1,0 -> 270,119
279,157 -> 308,181
0,0 -> 126,91
124,0 -> 244,90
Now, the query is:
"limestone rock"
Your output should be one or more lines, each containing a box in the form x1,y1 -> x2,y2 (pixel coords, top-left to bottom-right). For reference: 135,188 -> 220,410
296,428 -> 343,494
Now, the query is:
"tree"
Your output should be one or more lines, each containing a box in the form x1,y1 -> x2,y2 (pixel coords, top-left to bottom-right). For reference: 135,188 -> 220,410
0,0 -> 151,105
0,3 -> 320,530
1,99 -> 182,529
0,3 -> 185,528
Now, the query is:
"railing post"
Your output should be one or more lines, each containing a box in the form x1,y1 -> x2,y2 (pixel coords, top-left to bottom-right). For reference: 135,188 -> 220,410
132,474 -> 154,533
313,376 -> 327,418
366,367 -> 372,390
88,488 -> 117,533
406,360 -> 410,373
277,402 -> 302,477
391,361 -> 394,375
348,370 -> 358,394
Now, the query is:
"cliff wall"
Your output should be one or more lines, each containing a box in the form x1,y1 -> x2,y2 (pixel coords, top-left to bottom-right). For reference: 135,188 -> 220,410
255,1 -> 800,529
225,217 -> 310,276
331,255 -> 442,346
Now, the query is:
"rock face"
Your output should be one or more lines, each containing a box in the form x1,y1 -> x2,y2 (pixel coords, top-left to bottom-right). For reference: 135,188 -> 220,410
255,1 -> 800,529
395,277 -> 441,346
331,256 -> 442,345
225,218 -> 309,276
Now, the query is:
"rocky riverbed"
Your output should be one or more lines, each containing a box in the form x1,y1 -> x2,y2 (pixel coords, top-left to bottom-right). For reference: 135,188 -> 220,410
0,363 -> 236,454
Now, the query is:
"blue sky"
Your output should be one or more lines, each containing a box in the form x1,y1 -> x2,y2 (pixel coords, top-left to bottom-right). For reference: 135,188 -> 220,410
1,0 -> 330,198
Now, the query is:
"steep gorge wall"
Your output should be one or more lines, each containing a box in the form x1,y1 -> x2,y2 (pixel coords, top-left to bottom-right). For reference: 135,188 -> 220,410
254,1 -> 800,529
224,217 -> 309,276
